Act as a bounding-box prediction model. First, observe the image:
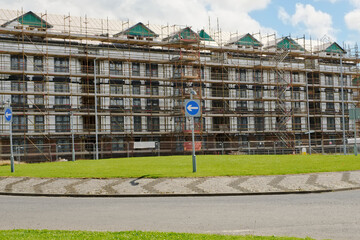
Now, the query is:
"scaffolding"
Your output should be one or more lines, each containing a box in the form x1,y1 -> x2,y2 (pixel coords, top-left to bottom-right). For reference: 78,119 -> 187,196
0,9 -> 359,161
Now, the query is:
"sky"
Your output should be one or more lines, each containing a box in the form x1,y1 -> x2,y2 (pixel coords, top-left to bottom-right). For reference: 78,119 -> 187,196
1,0 -> 360,48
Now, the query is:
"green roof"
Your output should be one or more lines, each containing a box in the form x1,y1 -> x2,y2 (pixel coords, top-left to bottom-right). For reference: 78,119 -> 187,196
325,42 -> 346,54
277,37 -> 304,51
2,11 -> 52,28
114,22 -> 158,38
199,30 -> 214,41
234,33 -> 262,47
163,27 -> 199,42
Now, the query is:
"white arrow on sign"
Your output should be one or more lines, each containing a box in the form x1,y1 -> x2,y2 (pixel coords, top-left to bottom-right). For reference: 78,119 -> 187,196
5,111 -> 11,119
187,105 -> 199,112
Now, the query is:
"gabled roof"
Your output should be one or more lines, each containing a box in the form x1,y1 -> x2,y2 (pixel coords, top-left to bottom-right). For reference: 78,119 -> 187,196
314,42 -> 346,54
113,22 -> 158,38
198,29 -> 214,41
1,11 -> 52,28
276,37 -> 304,51
162,27 -> 199,43
265,37 -> 304,51
227,33 -> 262,47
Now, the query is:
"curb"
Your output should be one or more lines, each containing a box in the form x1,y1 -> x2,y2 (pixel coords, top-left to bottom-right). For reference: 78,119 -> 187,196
1,186 -> 360,198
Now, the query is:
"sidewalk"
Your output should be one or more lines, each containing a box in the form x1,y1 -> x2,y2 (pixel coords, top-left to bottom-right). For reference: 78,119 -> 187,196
1,171 -> 360,197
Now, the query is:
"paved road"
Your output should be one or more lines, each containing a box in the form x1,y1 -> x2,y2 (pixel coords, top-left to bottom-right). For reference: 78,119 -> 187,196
1,191 -> 359,240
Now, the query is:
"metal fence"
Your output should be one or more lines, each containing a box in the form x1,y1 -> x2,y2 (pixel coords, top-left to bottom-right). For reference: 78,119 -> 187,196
0,138 -> 359,163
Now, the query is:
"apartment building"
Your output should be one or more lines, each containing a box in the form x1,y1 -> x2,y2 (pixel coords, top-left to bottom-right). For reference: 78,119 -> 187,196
0,10 -> 358,161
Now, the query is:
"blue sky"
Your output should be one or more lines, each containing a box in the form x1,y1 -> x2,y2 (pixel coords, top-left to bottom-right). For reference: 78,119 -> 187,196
0,0 -> 359,47
249,0 -> 354,44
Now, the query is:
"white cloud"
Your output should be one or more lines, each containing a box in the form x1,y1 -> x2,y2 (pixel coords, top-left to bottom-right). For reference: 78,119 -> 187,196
345,8 -> 360,33
0,0 -> 274,34
349,0 -> 360,8
278,6 -> 290,24
278,3 -> 336,40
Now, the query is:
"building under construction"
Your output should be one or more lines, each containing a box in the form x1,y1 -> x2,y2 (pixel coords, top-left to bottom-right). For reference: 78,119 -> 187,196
0,10 -> 359,161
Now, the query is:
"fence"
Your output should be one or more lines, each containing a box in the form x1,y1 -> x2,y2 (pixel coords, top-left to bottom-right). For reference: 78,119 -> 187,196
0,138 -> 358,163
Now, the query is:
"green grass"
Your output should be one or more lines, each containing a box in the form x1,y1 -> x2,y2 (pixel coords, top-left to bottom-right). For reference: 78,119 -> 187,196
0,230 -> 319,240
0,154 -> 359,178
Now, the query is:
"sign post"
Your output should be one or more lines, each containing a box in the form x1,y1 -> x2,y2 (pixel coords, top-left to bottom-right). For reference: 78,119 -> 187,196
185,91 -> 201,173
4,107 -> 14,172
349,108 -> 360,156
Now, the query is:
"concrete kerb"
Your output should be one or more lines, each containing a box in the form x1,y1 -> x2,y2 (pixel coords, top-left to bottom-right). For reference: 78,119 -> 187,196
1,187 -> 360,198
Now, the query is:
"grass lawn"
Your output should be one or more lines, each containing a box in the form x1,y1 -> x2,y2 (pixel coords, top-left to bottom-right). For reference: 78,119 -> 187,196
0,154 -> 359,178
0,230 -> 319,240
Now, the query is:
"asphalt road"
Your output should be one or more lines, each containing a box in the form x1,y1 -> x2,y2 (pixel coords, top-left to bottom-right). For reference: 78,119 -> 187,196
1,191 -> 360,240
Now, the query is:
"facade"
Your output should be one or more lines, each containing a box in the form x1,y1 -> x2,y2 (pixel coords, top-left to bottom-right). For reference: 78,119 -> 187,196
0,11 -> 359,161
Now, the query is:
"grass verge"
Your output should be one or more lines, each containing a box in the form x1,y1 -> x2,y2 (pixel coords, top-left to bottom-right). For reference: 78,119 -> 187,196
0,230 -> 319,240
0,154 -> 359,178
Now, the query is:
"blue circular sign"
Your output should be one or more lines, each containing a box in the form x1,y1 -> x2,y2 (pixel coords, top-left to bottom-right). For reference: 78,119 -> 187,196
4,107 -> 12,122
186,100 -> 200,116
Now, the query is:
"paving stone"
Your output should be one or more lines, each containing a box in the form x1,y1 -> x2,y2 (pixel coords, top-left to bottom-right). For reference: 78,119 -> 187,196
197,177 -> 241,193
152,178 -> 196,194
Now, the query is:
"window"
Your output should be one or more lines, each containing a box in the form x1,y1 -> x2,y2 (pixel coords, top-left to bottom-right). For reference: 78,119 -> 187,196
327,117 -> 335,130
110,97 -> 124,107
110,80 -> 124,108
57,139 -> 70,153
325,75 -> 333,85
254,101 -> 263,109
236,87 -> 247,98
292,72 -> 300,83
109,61 -> 122,75
254,117 -> 265,131
54,82 -> 70,107
326,90 -> 334,110
173,65 -> 184,78
112,138 -> 124,151
237,117 -> 248,131
35,115 -> 45,132
236,101 -> 247,109
339,91 -> 348,101
293,117 -> 301,130
11,55 -> 27,71
134,116 -> 142,132
147,116 -> 160,132
132,63 -> 140,76
340,117 -> 349,130
13,115 -> 28,132
34,56 -> 43,71
111,116 -> 124,132
11,82 -> 27,105
239,135 -> 248,147
193,66 -> 204,79
34,82 -> 46,105
146,99 -> 159,110
254,70 -> 262,83
254,87 -> 262,99
146,85 -> 159,95
54,58 -> 69,72
132,85 -> 141,95
146,63 -> 158,77
236,69 -> 246,81
110,82 -> 123,95
133,98 -> 141,111
292,91 -> 301,110
55,116 -> 70,132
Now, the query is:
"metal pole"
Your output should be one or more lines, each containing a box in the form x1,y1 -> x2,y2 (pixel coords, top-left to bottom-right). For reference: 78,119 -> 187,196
190,91 -> 196,172
354,119 -> 358,156
70,112 -> 75,161
94,59 -> 99,160
10,119 -> 14,172
340,53 -> 347,155
306,78 -> 312,155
